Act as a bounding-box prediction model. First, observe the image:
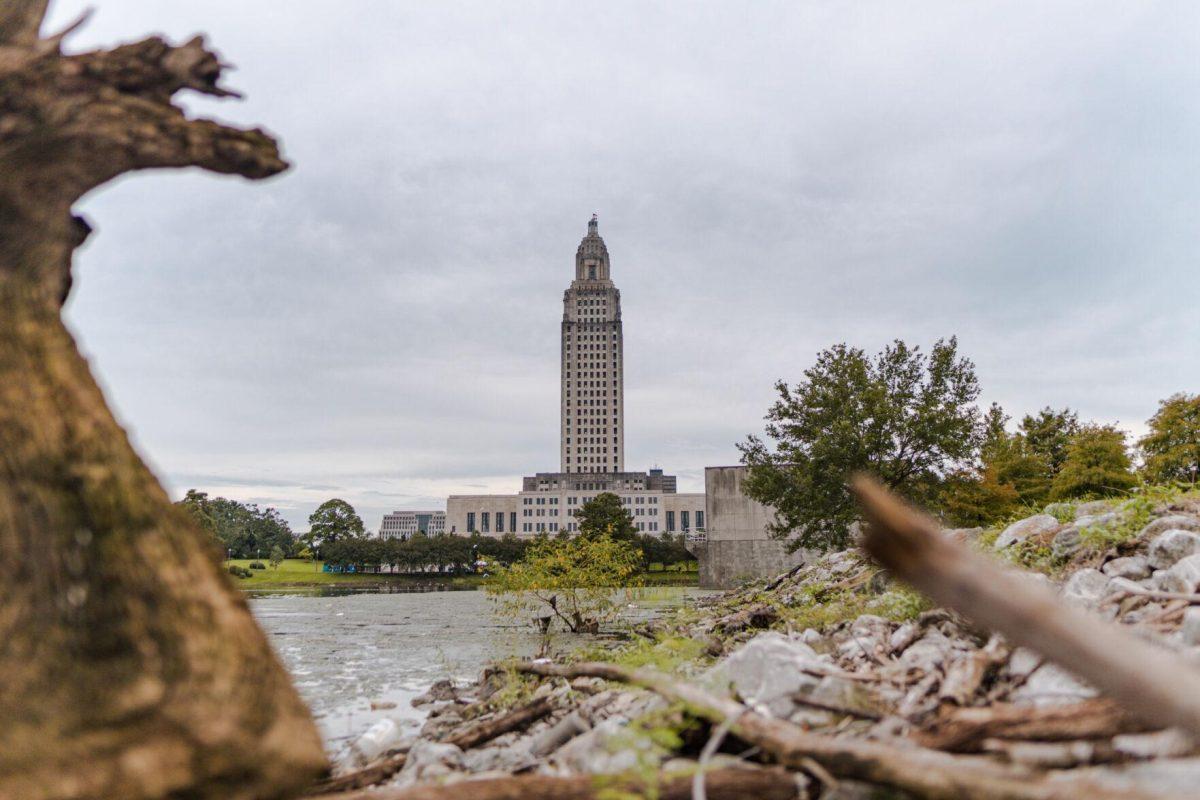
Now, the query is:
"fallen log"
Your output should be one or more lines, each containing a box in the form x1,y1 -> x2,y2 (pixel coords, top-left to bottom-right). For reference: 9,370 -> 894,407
851,476 -> 1200,739
444,694 -> 557,749
306,695 -> 557,795
514,661 -> 1157,800
917,699 -> 1157,752
322,768 -> 804,800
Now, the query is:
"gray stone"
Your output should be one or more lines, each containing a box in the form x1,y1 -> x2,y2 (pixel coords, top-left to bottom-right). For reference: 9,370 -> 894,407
897,630 -> 959,673
1074,500 -> 1113,518
551,716 -> 650,774
1156,553 -> 1200,594
1050,526 -> 1082,559
1060,568 -> 1112,609
1181,608 -> 1200,647
461,740 -> 536,773
995,514 -> 1060,549
1147,529 -> 1200,569
1074,511 -> 1121,530
341,717 -> 408,769
1139,515 -> 1200,540
1102,556 -> 1151,580
395,740 -> 464,787
709,632 -> 825,717
1010,663 -> 1097,707
943,527 -> 984,543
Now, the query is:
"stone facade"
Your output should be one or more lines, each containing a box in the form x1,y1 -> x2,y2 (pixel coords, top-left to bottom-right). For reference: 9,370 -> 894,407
447,470 -> 703,539
561,215 -> 624,473
690,466 -> 808,588
379,510 -> 446,540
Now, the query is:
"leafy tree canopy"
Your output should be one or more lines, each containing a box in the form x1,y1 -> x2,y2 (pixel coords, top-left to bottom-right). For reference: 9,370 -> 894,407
1139,393 -> 1200,484
174,490 -> 295,559
1019,407 -> 1080,476
575,492 -> 638,543
485,534 -> 643,633
305,498 -> 364,549
1050,425 -> 1136,500
739,337 -> 981,550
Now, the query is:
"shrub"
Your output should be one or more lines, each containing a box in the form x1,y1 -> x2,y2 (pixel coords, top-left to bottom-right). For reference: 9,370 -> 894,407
227,565 -> 252,579
248,561 -> 266,570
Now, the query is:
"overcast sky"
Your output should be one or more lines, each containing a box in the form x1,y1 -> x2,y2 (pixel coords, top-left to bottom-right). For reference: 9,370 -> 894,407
52,1 -> 1199,531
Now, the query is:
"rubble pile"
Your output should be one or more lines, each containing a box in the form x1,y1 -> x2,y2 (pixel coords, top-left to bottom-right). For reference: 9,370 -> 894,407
312,491 -> 1200,799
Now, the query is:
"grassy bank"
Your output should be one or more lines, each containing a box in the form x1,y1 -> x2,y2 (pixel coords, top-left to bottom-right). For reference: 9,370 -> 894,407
227,558 -> 697,590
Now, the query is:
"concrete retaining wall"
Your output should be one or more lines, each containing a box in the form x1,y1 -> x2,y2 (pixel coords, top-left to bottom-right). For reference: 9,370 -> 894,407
689,538 -> 807,589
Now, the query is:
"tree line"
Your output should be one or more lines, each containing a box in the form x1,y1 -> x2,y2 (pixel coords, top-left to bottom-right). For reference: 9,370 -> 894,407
176,489 -> 694,573
741,336 -> 1200,550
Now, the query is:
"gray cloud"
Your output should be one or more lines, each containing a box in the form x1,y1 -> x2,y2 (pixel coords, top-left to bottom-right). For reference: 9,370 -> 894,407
53,0 -> 1200,530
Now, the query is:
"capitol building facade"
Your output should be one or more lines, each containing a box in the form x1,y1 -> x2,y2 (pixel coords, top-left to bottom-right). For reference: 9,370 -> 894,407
445,217 -> 705,538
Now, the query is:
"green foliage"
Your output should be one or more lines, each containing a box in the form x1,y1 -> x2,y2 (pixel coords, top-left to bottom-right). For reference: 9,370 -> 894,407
485,533 -> 643,633
773,580 -> 931,631
740,337 -> 981,551
1019,407 -> 1081,476
576,492 -> 638,543
1139,393 -> 1200,484
176,489 -> 296,559
939,464 -> 1020,527
1050,425 -> 1137,500
604,635 -> 707,674
227,564 -> 253,579
1043,502 -> 1076,523
248,561 -> 266,570
269,545 -> 285,569
1078,483 -> 1183,550
305,498 -> 364,552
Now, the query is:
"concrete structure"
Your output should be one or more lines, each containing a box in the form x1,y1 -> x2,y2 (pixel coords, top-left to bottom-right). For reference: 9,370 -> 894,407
447,469 -> 704,538
689,466 -> 808,589
379,510 -> 446,540
561,215 -> 625,473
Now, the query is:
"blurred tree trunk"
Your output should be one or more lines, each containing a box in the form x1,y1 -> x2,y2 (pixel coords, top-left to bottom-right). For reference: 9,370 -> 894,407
0,4 -> 326,798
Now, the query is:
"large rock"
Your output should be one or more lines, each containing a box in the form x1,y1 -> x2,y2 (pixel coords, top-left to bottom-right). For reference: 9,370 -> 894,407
1010,663 -> 1097,707
1155,553 -> 1200,594
1074,500 -> 1113,518
995,514 -> 1061,550
1140,515 -> 1200,540
710,632 -> 855,719
1102,556 -> 1151,580
341,717 -> 408,769
1060,568 -> 1112,610
395,740 -> 464,787
1147,529 -> 1200,569
1051,527 -> 1082,559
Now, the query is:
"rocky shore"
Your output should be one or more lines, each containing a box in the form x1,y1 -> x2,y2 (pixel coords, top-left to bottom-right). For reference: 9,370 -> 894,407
310,489 -> 1200,799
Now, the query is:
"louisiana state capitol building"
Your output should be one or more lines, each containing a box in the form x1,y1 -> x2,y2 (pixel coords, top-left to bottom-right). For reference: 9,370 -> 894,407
561,215 -> 624,473
444,216 -> 705,539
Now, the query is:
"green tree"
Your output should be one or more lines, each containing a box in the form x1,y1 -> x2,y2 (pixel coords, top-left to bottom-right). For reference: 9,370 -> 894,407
739,337 -> 981,550
174,492 -> 295,559
485,534 -> 642,633
306,498 -> 364,550
1050,425 -> 1137,500
939,465 -> 1020,527
1139,393 -> 1200,484
269,545 -> 284,570
575,492 -> 638,543
1019,407 -> 1080,477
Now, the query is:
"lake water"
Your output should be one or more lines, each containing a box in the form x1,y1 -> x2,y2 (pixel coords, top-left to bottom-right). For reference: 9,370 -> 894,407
250,586 -> 705,751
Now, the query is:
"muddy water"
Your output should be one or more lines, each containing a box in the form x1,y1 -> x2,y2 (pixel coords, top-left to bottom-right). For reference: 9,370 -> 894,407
250,587 -> 704,750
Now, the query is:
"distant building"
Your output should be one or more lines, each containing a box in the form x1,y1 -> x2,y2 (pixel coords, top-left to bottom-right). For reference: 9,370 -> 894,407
445,217 -> 702,538
379,510 -> 446,540
446,468 -> 704,538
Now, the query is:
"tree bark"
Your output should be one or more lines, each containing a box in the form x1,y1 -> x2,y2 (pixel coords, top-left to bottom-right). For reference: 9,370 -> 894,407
0,6 -> 325,799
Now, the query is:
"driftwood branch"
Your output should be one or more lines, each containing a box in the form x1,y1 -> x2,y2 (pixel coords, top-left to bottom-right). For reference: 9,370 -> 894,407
513,661 -> 1151,800
322,768 -> 804,800
917,699 -> 1157,753
307,696 -> 558,796
851,475 -> 1200,739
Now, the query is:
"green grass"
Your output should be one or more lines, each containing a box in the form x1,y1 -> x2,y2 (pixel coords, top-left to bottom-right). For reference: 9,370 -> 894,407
225,559 -> 697,589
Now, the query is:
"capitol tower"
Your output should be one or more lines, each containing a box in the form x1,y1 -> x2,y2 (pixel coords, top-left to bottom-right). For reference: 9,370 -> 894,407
561,215 -> 625,473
